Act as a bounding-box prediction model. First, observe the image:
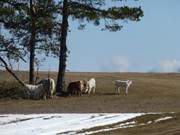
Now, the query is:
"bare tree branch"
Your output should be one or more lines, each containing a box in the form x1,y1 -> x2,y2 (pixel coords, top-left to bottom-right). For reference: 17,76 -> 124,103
0,56 -> 25,86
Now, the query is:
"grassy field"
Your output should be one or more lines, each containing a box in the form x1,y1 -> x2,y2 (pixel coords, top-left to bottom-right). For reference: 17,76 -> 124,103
0,70 -> 180,134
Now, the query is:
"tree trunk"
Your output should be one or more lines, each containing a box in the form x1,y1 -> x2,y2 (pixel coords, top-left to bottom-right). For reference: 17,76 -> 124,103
56,0 -> 69,95
29,33 -> 35,84
29,0 -> 36,84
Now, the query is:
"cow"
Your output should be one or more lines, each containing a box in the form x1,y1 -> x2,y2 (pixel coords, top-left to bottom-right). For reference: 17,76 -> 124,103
85,78 -> 96,94
36,78 -> 56,98
67,80 -> 87,96
115,80 -> 132,95
24,84 -> 48,100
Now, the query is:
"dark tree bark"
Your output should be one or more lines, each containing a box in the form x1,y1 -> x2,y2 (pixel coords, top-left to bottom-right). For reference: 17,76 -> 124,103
29,31 -> 35,84
0,56 -> 25,86
29,0 -> 36,84
56,0 -> 69,94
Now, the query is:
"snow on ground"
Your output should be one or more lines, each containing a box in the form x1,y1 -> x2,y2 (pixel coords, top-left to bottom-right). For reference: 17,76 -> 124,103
0,113 -> 144,135
0,113 -> 173,135
155,116 -> 173,123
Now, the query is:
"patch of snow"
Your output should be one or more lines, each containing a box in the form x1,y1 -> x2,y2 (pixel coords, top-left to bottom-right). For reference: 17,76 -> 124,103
155,116 -> 173,123
0,113 -> 144,135
147,121 -> 152,124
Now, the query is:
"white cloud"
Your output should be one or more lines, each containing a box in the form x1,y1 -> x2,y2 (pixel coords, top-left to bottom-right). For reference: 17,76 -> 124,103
100,56 -> 130,72
159,59 -> 180,72
150,59 -> 180,73
100,58 -> 180,73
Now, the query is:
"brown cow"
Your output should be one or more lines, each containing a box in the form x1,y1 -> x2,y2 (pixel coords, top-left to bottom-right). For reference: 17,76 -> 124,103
67,80 -> 87,96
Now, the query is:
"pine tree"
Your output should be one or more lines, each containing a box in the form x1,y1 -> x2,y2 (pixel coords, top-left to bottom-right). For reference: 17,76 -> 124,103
0,0 -> 60,84
56,0 -> 143,94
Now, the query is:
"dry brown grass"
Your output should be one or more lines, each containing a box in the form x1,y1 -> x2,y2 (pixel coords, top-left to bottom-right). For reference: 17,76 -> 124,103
0,70 -> 180,113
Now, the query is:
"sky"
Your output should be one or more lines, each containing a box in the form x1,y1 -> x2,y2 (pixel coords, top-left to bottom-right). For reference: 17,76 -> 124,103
17,0 -> 180,72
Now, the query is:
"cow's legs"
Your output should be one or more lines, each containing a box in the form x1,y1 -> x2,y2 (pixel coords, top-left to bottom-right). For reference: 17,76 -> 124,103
85,87 -> 89,94
88,88 -> 91,94
125,86 -> 129,95
116,87 -> 120,95
118,87 -> 121,94
115,86 -> 118,94
79,90 -> 82,96
92,86 -> 96,93
43,93 -> 47,100
84,83 -> 89,94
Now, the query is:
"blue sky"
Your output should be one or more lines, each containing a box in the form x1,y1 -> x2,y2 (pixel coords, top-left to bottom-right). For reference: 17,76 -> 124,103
19,0 -> 180,72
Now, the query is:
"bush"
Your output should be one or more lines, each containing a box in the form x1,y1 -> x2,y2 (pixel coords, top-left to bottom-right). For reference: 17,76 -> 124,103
0,81 -> 25,99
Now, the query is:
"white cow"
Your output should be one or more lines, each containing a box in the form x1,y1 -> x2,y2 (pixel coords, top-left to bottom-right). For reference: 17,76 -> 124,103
37,78 -> 56,98
85,78 -> 96,94
24,84 -> 47,100
115,80 -> 132,95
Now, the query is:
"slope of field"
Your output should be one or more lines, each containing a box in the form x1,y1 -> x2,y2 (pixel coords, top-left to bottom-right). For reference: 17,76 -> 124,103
0,71 -> 180,113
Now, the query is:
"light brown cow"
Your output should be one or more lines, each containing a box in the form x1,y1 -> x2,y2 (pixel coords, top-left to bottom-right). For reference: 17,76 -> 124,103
67,80 -> 87,96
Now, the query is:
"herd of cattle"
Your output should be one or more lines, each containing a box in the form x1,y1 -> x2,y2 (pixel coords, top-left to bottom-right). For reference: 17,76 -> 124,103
23,78 -> 132,100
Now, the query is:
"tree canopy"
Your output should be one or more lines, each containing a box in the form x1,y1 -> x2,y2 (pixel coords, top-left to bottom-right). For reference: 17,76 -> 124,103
56,0 -> 143,93
53,0 -> 143,31
0,0 -> 60,57
0,0 -> 61,83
